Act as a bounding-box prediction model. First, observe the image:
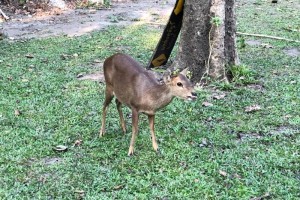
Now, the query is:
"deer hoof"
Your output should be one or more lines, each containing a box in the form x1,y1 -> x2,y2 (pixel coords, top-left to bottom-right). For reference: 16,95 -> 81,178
152,143 -> 159,152
128,146 -> 134,156
99,130 -> 105,137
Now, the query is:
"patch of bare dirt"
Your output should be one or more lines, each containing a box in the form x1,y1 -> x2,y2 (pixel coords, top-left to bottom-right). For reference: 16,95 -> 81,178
283,48 -> 300,57
0,0 -> 175,40
245,39 -> 261,46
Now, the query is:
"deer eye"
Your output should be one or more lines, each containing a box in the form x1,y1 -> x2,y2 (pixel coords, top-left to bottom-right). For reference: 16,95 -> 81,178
177,82 -> 183,87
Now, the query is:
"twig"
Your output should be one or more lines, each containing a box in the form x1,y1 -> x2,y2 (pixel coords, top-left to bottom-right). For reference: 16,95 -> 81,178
0,8 -> 10,20
237,32 -> 300,43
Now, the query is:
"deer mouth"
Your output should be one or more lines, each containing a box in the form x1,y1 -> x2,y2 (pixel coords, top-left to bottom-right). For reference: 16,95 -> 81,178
186,92 -> 197,101
187,95 -> 197,101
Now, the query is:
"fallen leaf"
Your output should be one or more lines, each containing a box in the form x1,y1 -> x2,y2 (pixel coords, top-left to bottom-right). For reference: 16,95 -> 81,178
202,102 -> 213,107
206,117 -> 213,122
25,54 -> 34,58
213,94 -> 226,100
93,59 -> 101,63
250,193 -> 271,200
73,139 -> 83,147
245,105 -> 261,112
15,109 -> 21,116
76,74 -> 84,78
199,138 -> 210,147
219,170 -> 227,177
41,58 -> 49,63
21,79 -> 29,82
272,70 -> 279,75
115,36 -> 123,40
261,43 -> 273,48
53,145 -> 68,152
74,190 -> 85,198
113,185 -> 124,190
179,162 -> 188,169
233,173 -> 241,179
61,54 -> 72,60
74,190 -> 85,194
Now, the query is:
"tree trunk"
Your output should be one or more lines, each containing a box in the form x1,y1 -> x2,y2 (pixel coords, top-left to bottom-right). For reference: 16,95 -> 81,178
173,0 -> 239,83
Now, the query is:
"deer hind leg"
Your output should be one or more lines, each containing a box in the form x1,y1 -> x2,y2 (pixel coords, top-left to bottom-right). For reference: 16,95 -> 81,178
100,86 -> 114,137
128,109 -> 139,156
115,98 -> 126,134
148,115 -> 159,152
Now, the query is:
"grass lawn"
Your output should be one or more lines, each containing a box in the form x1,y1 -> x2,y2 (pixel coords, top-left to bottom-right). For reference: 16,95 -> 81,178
1,0 -> 299,199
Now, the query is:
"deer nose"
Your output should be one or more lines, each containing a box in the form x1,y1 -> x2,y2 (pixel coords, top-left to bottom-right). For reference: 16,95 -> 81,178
191,92 -> 197,97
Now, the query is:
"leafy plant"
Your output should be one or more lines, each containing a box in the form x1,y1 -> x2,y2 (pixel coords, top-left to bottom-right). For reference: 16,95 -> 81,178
210,16 -> 222,27
230,64 -> 257,84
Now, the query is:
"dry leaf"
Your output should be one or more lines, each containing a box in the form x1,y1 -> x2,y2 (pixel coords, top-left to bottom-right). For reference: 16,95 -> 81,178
15,109 -> 21,116
115,36 -> 123,40
233,173 -> 241,179
213,94 -> 226,100
61,54 -> 72,60
53,145 -> 68,152
93,59 -> 101,63
219,170 -> 227,177
76,73 -> 84,78
74,190 -> 85,194
113,185 -> 124,190
245,105 -> 261,112
202,102 -> 213,107
73,139 -> 83,147
199,138 -> 210,147
41,58 -> 49,63
250,193 -> 271,200
25,54 -> 34,58
74,190 -> 85,198
261,43 -> 273,48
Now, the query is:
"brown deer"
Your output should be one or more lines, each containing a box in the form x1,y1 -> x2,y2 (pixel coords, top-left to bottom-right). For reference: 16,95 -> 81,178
100,53 -> 197,155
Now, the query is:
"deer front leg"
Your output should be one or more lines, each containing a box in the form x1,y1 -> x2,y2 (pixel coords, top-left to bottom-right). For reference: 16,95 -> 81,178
148,115 -> 159,152
128,109 -> 139,156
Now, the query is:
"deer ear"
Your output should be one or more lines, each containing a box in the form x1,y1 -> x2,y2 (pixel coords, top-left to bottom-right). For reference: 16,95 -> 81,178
162,69 -> 172,83
180,68 -> 188,77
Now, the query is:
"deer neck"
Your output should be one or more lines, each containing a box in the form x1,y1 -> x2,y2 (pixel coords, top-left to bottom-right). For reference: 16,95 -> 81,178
150,83 -> 174,111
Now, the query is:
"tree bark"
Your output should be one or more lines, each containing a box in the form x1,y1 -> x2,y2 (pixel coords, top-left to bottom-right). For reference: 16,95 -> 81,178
173,0 -> 238,83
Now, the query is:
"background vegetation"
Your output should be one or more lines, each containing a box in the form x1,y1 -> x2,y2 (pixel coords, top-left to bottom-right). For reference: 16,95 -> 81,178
0,0 -> 299,199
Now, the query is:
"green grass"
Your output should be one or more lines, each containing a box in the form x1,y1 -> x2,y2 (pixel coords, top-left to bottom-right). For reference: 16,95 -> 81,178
1,0 -> 300,199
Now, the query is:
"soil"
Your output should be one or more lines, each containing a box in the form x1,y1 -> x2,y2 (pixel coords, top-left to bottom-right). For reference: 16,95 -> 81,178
0,0 -> 175,40
283,48 -> 300,57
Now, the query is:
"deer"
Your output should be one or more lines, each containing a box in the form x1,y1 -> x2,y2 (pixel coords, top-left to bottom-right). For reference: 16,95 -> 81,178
100,53 -> 197,156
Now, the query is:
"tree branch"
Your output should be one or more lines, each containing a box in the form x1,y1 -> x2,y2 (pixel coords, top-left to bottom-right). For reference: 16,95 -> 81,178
237,32 -> 300,43
0,8 -> 10,20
